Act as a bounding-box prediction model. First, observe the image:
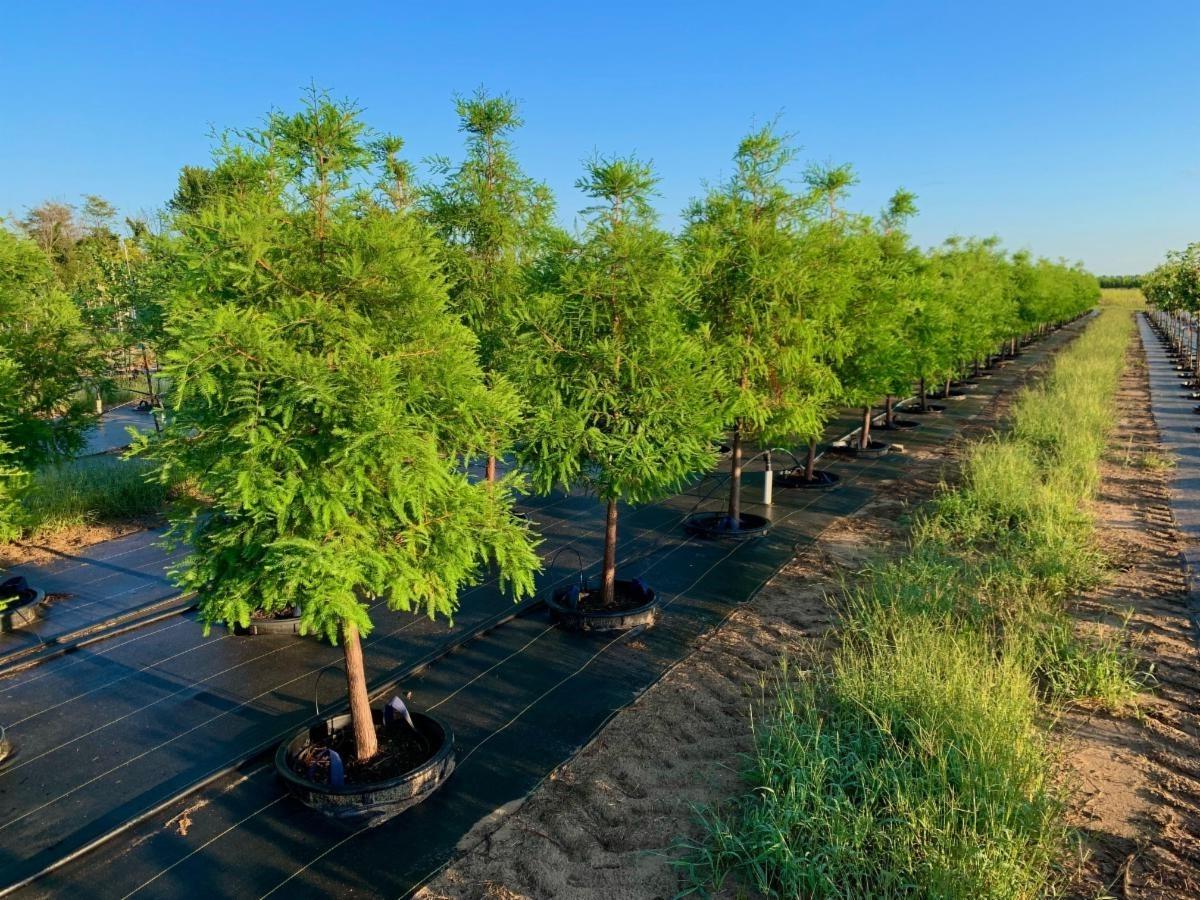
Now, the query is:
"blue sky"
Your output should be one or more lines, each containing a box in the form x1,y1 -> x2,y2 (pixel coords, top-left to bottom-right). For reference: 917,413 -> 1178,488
2,1 -> 1196,273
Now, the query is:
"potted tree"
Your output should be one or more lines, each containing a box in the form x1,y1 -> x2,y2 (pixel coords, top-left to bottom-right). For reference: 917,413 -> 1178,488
681,129 -> 842,523
136,94 -> 540,821
517,155 -> 724,628
425,90 -> 555,485
873,190 -> 924,434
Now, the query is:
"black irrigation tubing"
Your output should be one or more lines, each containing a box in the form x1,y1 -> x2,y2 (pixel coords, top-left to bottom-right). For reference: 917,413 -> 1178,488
132,448 -> 904,900
0,482 -> 739,893
98,405 -> 1015,895
0,494 -> 656,776
0,480 -> 600,681
0,322 -> 1087,898
248,374 -> 1061,899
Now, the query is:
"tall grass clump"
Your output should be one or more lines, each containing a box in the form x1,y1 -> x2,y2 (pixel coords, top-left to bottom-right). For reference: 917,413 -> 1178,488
19,455 -> 168,537
684,307 -> 1143,898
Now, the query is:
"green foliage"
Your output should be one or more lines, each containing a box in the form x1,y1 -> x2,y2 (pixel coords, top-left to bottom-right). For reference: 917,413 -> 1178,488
1143,243 -> 1200,312
426,90 -> 555,370
518,156 -> 723,504
1097,274 -> 1142,288
683,128 -> 842,447
136,92 -> 540,642
0,228 -> 103,467
18,455 -> 167,537
425,90 -> 555,465
683,306 -> 1142,898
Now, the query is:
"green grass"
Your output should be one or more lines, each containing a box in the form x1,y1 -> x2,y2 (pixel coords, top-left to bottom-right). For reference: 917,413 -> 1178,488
18,454 -> 168,537
681,308 -> 1145,898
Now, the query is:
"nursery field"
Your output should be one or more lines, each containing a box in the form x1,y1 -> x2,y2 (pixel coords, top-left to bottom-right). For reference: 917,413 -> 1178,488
0,317 -> 1089,898
3,90 -> 1199,900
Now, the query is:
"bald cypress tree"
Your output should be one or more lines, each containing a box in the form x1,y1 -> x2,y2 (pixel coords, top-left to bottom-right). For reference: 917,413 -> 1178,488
426,90 -> 554,483
684,129 -> 841,518
137,94 -> 539,762
518,156 -> 723,603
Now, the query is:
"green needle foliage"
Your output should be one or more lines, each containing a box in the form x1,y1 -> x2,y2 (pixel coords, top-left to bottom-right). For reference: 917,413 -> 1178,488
684,128 -> 842,511
519,156 -> 723,599
136,93 -> 540,757
426,90 -> 555,479
683,305 -> 1138,899
0,228 -> 103,467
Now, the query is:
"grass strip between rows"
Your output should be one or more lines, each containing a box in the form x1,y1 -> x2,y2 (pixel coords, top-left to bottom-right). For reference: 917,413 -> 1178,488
682,301 -> 1144,899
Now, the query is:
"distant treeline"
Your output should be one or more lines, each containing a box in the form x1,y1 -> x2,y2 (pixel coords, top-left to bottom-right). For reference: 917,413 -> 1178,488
1097,274 -> 1143,288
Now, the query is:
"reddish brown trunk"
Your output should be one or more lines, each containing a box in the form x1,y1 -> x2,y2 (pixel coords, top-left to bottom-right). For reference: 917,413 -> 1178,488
727,422 -> 743,527
885,395 -> 895,428
805,439 -> 817,480
342,622 -> 378,762
859,406 -> 872,449
919,377 -> 927,411
485,454 -> 497,484
601,498 -> 618,606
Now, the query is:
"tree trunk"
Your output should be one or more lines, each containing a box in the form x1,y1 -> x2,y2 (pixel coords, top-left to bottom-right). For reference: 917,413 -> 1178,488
601,498 -> 618,606
727,421 -> 743,528
805,439 -> 817,481
342,622 -> 378,762
973,357 -> 981,377
919,377 -> 927,412
485,454 -> 497,484
141,346 -> 161,434
944,375 -> 952,399
885,395 -> 895,428
1010,336 -> 1017,357
859,405 -> 872,450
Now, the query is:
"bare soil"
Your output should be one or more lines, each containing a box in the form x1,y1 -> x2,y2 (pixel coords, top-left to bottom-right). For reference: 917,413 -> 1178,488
420,332 -> 1200,900
415,367 -> 1046,900
1063,343 -> 1200,898
0,519 -> 157,569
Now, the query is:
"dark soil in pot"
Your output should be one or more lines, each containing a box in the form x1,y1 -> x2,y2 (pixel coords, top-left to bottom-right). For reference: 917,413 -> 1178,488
776,468 -> 840,490
277,709 -> 454,824
683,511 -> 771,541
929,388 -> 967,401
234,605 -> 304,636
549,578 -> 660,631
878,418 -> 920,431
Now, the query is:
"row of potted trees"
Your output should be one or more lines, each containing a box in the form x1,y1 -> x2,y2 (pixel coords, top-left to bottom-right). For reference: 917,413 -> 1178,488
117,93 -> 1098,819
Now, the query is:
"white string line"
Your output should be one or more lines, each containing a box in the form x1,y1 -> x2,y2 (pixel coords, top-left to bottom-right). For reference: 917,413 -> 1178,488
121,795 -> 287,899
2,491 -> 582,699
0,491 -> 602,760
35,398 -> 972,888
0,490 -> 669,833
5,596 -> 386,729
0,616 -> 193,695
0,611 -> 425,834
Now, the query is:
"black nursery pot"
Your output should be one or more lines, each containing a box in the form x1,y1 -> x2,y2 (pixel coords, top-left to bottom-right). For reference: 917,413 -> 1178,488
276,710 -> 455,824
0,582 -> 45,634
683,511 -> 772,542
908,404 -> 947,417
845,440 -> 892,459
776,468 -> 841,491
234,606 -> 305,636
878,418 -> 920,431
548,578 -> 660,632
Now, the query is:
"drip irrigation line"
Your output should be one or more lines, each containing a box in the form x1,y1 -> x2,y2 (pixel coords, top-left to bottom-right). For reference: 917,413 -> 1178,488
0,322 -> 1088,898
